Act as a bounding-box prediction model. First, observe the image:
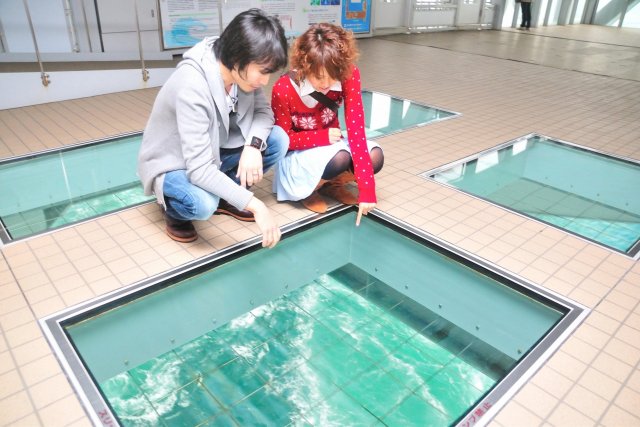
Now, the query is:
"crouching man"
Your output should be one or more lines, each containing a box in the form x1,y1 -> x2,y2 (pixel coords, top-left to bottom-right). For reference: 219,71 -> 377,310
138,9 -> 289,247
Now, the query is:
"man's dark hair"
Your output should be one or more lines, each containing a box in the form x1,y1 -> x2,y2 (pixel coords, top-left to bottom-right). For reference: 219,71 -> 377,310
213,8 -> 288,74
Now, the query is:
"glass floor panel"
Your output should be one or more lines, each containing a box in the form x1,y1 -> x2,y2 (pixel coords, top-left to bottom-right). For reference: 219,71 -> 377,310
0,92 -> 457,243
41,210 -> 585,427
0,132 -> 153,242
425,134 -> 640,257
339,90 -> 458,139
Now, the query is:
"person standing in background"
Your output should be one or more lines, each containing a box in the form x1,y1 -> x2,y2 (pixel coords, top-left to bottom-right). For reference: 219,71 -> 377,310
519,0 -> 532,30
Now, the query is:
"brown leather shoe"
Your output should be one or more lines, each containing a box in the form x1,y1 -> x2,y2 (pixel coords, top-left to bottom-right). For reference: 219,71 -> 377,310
164,212 -> 198,243
215,199 -> 255,222
301,191 -> 328,213
319,172 -> 358,205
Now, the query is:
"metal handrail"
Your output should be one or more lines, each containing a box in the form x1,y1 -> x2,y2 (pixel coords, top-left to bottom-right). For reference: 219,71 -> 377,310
22,0 -> 50,86
79,0 -> 92,51
63,0 -> 79,52
133,0 -> 149,82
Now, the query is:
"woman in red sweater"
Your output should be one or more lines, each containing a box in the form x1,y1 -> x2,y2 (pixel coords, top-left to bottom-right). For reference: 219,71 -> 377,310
271,23 -> 384,224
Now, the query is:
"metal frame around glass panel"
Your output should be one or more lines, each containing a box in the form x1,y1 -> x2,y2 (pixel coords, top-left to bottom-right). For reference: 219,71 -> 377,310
40,205 -> 587,427
0,131 -> 146,245
420,133 -> 640,259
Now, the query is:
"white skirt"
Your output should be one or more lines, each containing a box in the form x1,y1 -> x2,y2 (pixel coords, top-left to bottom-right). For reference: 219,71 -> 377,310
273,139 -> 380,201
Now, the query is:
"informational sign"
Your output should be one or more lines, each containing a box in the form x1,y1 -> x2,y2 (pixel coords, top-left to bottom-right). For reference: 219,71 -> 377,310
255,0 -> 341,37
158,0 -> 373,50
159,0 -> 221,49
341,0 -> 372,34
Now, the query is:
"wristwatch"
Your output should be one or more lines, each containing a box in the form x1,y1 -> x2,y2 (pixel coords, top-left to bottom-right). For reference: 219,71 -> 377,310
245,136 -> 267,152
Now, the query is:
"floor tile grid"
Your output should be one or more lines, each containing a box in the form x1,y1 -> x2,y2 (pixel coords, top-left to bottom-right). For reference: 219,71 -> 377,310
364,46 -> 640,424
0,28 -> 637,426
358,36 -> 633,424
372,146 -> 633,280
0,197 -> 305,426
384,142 -> 640,419
513,24 -> 640,48
0,174 -> 314,318
0,89 -> 158,159
364,40 -> 638,109
0,256 -> 88,426
381,26 -> 640,81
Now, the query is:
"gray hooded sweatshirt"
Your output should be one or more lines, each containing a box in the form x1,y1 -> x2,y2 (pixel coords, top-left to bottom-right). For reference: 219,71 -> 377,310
137,37 -> 274,210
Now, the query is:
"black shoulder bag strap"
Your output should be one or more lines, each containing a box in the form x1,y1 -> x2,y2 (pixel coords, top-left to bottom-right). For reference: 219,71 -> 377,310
288,71 -> 340,114
308,91 -> 340,114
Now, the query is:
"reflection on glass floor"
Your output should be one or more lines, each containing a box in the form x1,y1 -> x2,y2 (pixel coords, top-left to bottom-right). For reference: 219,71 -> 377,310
99,264 -> 506,426
490,179 -> 640,253
340,90 -> 457,139
0,92 -> 456,242
428,134 -> 640,256
0,133 -> 153,242
3,184 -> 151,240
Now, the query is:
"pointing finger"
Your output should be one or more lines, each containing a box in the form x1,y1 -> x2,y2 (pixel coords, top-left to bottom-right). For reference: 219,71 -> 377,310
356,206 -> 363,227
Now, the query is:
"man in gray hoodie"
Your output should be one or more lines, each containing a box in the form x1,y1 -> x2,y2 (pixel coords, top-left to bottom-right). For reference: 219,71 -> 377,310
138,9 -> 289,247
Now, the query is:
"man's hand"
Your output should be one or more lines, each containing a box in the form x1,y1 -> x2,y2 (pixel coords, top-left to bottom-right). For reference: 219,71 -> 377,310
356,202 -> 376,226
328,128 -> 342,144
246,197 -> 281,248
237,146 -> 263,187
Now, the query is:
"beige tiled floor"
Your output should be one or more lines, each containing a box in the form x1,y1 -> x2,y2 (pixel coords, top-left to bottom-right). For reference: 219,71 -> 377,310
1,25 -> 639,426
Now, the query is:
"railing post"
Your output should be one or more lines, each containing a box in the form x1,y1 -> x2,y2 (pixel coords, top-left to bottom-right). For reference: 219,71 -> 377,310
22,0 -> 50,86
80,0 -> 93,51
134,0 -> 149,82
63,0 -> 80,52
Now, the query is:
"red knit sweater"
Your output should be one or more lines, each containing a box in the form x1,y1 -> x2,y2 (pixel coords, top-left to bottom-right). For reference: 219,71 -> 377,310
271,66 -> 376,203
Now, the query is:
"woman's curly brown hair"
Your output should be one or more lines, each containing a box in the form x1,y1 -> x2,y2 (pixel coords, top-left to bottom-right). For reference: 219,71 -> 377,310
290,23 -> 359,83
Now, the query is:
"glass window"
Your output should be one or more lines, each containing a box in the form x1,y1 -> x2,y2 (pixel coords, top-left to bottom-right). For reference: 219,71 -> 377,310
622,0 -> 640,27
593,0 -> 623,26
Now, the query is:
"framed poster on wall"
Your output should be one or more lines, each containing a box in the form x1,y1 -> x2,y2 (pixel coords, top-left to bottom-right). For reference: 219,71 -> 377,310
158,0 -> 222,50
342,0 -> 372,35
256,0 -> 341,37
158,0 -> 374,50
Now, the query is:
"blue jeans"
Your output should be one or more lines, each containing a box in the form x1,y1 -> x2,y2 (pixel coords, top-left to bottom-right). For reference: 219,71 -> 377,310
163,126 -> 288,221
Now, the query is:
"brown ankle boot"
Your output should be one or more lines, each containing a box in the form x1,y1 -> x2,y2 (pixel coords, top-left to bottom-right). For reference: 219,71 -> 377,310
163,211 -> 198,243
301,191 -> 328,213
319,172 -> 358,205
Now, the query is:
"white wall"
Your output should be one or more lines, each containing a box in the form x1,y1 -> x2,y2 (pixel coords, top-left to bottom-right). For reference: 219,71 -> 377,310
0,0 -> 72,52
0,68 -> 174,109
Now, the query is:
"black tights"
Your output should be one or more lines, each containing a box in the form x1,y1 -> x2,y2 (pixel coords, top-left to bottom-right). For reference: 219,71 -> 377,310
320,147 -> 384,180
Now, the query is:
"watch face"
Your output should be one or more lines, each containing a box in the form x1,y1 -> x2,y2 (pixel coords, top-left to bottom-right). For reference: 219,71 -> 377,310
251,137 -> 266,151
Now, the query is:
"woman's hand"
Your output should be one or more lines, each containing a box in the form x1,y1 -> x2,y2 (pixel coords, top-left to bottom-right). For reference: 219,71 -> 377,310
328,128 -> 342,144
237,146 -> 263,187
356,202 -> 376,226
246,197 -> 281,248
